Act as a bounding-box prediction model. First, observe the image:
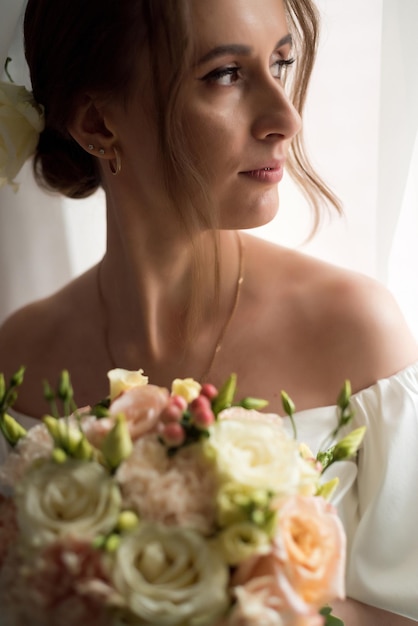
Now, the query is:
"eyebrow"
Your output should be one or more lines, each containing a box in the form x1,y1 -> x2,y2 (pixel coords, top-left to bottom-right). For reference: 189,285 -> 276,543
196,33 -> 293,66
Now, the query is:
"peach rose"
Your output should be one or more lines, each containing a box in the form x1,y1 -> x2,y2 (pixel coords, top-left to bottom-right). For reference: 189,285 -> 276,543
226,577 -> 324,626
109,384 -> 169,440
232,495 -> 345,615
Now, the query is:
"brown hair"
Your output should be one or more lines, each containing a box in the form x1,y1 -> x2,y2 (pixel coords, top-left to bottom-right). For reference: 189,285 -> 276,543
24,0 -> 339,214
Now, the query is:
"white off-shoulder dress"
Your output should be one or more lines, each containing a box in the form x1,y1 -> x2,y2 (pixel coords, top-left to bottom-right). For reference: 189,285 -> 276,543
1,362 -> 418,620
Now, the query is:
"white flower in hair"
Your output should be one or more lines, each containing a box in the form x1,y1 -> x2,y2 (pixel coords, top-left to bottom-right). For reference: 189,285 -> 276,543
0,77 -> 44,191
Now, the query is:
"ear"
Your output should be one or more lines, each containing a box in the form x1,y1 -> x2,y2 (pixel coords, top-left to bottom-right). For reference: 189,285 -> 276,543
67,95 -> 117,160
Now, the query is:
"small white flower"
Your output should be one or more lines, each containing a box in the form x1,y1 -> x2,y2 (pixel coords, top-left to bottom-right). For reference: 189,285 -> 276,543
0,81 -> 44,190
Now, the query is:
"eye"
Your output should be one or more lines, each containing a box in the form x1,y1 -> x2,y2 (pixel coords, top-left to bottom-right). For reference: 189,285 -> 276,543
200,65 -> 241,86
270,57 -> 295,80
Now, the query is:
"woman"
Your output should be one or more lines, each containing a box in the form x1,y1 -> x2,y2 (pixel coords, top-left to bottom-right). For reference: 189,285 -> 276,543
0,0 -> 417,623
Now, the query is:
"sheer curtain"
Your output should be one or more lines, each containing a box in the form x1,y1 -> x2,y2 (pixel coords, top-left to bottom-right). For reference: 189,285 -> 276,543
0,0 -> 417,338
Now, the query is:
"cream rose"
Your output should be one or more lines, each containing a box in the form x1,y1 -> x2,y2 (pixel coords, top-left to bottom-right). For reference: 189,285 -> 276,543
204,418 -> 314,496
111,522 -> 229,625
107,368 -> 148,401
16,460 -> 121,547
0,81 -> 44,189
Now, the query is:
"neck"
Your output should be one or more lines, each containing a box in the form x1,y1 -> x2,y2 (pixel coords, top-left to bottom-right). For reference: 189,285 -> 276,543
98,212 -> 242,377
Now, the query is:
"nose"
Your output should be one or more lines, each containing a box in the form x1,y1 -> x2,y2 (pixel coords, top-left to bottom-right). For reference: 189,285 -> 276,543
250,78 -> 301,142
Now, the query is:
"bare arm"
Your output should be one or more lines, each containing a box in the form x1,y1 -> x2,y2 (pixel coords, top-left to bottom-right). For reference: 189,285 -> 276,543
333,598 -> 417,625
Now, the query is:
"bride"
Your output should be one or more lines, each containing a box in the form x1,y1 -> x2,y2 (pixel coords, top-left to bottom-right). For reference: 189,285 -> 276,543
0,0 -> 417,623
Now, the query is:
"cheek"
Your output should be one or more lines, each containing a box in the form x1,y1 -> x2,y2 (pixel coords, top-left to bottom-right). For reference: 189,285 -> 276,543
182,105 -> 245,178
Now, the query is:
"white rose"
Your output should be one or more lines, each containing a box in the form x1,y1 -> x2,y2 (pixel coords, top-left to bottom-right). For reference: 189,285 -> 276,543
16,459 -> 121,547
107,368 -> 148,401
204,418 -> 309,496
0,81 -> 44,189
112,522 -> 229,625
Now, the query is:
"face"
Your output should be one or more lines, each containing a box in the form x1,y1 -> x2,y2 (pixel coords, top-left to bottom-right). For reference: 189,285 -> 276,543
104,0 -> 301,231
183,0 -> 302,229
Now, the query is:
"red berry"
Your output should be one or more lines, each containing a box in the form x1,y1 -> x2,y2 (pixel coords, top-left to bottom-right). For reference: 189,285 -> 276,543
190,395 -> 211,413
170,395 -> 188,412
160,404 -> 183,423
193,408 -> 215,429
201,383 -> 218,400
161,422 -> 186,447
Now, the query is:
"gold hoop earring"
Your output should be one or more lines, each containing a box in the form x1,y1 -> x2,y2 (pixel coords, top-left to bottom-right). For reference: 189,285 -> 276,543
109,147 -> 122,176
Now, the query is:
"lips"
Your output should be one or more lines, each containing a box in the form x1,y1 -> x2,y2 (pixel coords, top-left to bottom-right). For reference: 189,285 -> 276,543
240,166 -> 284,184
239,159 -> 285,184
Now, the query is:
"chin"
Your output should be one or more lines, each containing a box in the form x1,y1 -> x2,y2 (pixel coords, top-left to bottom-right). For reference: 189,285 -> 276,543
224,198 -> 280,230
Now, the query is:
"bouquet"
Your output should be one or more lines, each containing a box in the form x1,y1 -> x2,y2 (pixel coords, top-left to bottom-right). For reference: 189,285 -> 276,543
0,367 -> 364,626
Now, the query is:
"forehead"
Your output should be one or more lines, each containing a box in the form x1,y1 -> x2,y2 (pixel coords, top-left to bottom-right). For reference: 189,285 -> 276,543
189,0 -> 289,54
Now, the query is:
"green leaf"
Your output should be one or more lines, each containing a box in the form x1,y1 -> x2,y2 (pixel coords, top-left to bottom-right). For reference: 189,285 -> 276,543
320,606 -> 345,626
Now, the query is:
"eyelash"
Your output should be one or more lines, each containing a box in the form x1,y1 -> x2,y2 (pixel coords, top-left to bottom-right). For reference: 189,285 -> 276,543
202,57 -> 295,85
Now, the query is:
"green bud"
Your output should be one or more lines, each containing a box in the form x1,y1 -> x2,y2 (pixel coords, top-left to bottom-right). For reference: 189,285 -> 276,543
316,477 -> 340,500
117,510 -> 139,533
280,390 -> 295,417
281,390 -> 297,439
0,412 -> 27,445
92,535 -> 107,550
212,373 -> 237,416
6,390 -> 17,408
105,534 -> 121,552
52,448 -> 68,464
251,509 -> 266,526
43,415 -> 62,443
251,490 -> 270,507
43,380 -> 55,403
73,435 -> 93,461
58,370 -> 73,402
43,415 -> 85,457
10,366 -> 25,388
0,373 -> 5,403
233,493 -> 251,508
337,380 -> 352,411
333,426 -> 366,461
101,413 -> 133,470
239,397 -> 269,411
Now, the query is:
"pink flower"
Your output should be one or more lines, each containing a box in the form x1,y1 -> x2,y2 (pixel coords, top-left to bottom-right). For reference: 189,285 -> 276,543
224,580 -> 325,626
0,424 -> 53,487
116,435 -> 218,534
109,384 -> 169,440
0,537 -> 115,626
219,406 -> 284,428
232,495 -> 345,621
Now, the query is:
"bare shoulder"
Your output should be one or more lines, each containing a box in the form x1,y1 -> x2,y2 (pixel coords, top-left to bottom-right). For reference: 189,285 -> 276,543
0,267 -> 106,415
242,234 -> 418,394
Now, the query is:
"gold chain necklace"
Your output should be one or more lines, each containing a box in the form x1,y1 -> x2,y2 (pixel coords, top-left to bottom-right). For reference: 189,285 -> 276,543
201,231 -> 244,381
97,231 -> 244,381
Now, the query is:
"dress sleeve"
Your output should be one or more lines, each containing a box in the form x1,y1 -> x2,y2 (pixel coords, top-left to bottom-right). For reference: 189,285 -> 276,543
345,361 -> 418,619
